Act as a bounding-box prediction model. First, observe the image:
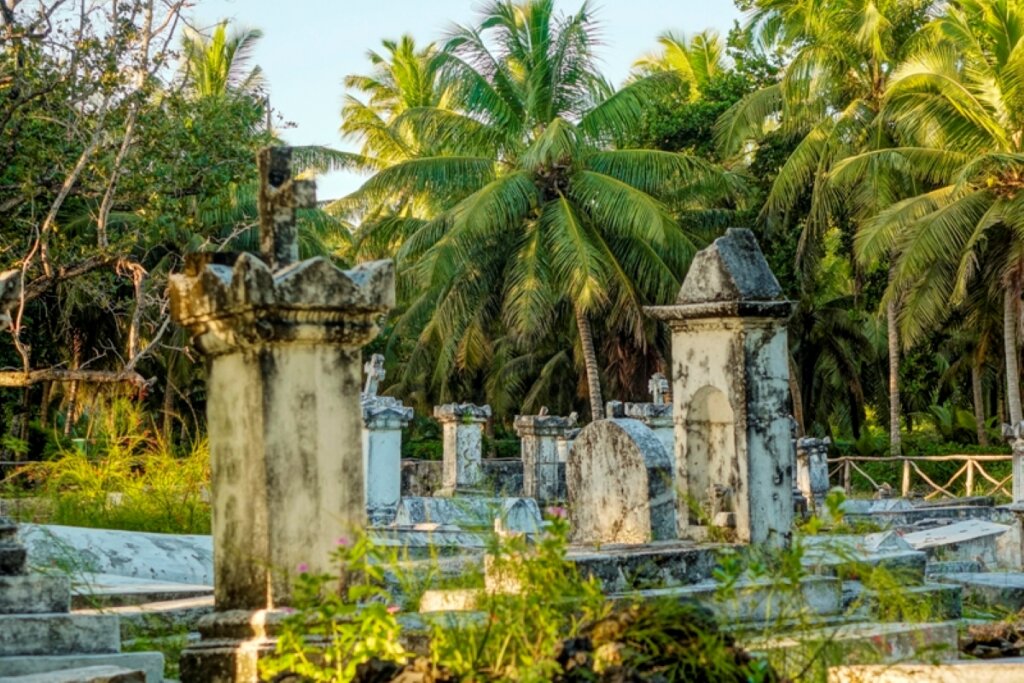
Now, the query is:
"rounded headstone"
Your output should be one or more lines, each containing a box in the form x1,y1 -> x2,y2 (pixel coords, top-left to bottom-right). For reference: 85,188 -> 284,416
567,419 -> 676,544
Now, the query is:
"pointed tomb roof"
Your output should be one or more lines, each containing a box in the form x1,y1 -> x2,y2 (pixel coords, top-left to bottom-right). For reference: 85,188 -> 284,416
646,228 -> 791,321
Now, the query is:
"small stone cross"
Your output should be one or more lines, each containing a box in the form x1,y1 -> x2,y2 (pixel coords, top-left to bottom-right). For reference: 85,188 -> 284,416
363,354 -> 386,397
648,372 -> 670,405
257,147 -> 317,270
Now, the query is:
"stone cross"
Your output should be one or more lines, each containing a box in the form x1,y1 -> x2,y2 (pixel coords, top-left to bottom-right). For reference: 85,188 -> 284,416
363,354 -> 386,398
257,147 -> 317,270
648,372 -> 670,405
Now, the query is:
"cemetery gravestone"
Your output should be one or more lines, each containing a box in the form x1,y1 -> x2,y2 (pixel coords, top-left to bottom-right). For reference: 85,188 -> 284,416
435,403 -> 491,495
170,147 -> 394,681
514,413 -> 575,503
647,228 -> 795,546
361,354 -> 413,524
796,437 -> 831,513
567,419 -> 676,544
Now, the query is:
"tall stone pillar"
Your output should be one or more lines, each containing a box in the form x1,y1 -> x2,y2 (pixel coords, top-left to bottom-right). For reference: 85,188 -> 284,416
435,403 -> 490,495
363,398 -> 413,524
514,414 -> 574,503
171,147 -> 394,681
646,228 -> 794,546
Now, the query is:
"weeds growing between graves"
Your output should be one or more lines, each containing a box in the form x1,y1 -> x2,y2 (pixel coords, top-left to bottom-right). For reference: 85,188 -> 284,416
7,400 -> 211,534
265,512 -> 789,682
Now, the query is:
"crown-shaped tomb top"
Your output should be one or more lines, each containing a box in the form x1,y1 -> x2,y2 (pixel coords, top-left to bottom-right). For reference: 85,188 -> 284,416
170,254 -> 394,326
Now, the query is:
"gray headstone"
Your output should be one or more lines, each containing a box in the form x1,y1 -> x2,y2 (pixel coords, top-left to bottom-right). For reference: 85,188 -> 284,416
567,419 -> 676,544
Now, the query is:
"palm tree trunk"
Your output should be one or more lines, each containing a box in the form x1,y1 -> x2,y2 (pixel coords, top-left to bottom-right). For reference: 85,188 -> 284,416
1005,290 -> 1023,426
887,297 -> 902,456
575,304 -> 604,421
972,359 -> 988,446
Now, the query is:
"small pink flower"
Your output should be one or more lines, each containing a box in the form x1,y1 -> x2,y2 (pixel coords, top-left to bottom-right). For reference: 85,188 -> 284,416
281,607 -> 296,614
545,506 -> 567,519
336,536 -> 350,547
296,562 -> 309,573
387,605 -> 400,615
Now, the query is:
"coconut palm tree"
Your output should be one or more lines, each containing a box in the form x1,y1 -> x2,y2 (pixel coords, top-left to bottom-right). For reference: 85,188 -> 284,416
334,36 -> 455,260
179,21 -> 265,98
842,0 -> 1024,427
633,30 -> 726,101
716,0 -> 939,454
349,0 -> 743,420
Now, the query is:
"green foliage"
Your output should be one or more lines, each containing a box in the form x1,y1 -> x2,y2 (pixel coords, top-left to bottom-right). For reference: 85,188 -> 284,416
13,400 -> 210,534
261,534 -> 408,682
429,514 -> 606,681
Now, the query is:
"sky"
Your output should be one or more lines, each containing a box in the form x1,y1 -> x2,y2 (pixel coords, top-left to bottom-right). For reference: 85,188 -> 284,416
192,1 -> 746,199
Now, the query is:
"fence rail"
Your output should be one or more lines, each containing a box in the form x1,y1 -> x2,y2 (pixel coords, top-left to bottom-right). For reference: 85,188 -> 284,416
827,454 -> 1013,500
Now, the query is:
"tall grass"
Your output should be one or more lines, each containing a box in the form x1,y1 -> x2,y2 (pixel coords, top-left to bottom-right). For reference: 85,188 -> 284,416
15,400 -> 211,534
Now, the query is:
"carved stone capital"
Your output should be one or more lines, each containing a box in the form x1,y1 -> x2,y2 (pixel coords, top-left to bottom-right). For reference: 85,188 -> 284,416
169,254 -> 394,355
514,414 -> 576,437
362,396 -> 414,429
434,403 -> 491,423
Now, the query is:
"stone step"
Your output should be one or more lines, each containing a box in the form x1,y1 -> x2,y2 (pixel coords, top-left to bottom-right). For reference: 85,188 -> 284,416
842,581 -> 963,620
749,620 -> 960,663
829,659 -> 1024,682
0,574 -> 70,614
927,561 -> 983,576
567,540 -> 727,592
611,576 -> 842,623
76,596 -> 213,637
393,497 -> 543,533
931,572 -> 1024,612
420,576 -> 843,622
0,665 -> 144,683
0,614 -> 120,657
803,537 -> 927,585
71,574 -> 212,609
0,654 -> 163,683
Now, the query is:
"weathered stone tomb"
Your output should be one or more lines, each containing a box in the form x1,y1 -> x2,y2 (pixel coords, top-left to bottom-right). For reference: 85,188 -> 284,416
361,354 -> 413,524
435,402 -> 491,495
514,412 -> 575,503
169,146 -> 394,681
647,228 -> 794,545
566,419 -> 676,544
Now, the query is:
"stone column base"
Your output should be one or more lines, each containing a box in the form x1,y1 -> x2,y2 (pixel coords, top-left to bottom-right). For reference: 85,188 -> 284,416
178,609 -> 295,683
